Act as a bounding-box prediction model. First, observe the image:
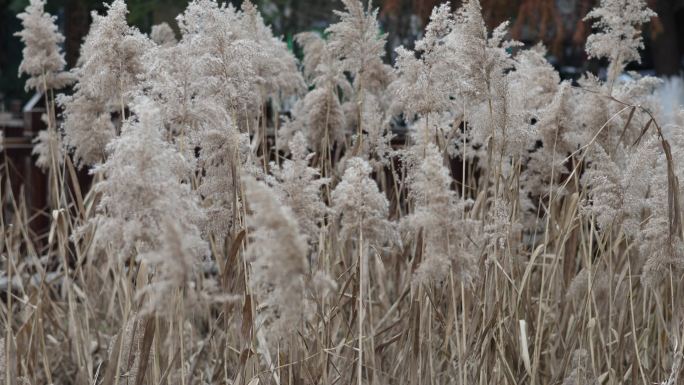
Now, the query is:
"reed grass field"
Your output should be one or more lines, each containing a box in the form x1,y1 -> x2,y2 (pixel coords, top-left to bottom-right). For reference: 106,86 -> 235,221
2,0 -> 684,384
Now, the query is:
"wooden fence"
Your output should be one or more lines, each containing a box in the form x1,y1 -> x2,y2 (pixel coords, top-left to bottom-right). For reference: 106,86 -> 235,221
2,93 -> 52,239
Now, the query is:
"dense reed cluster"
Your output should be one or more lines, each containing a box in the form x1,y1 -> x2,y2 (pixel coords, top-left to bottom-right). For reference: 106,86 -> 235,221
3,0 -> 684,384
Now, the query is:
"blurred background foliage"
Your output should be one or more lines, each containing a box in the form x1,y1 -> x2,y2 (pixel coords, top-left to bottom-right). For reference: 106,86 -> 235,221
1,0 -> 684,111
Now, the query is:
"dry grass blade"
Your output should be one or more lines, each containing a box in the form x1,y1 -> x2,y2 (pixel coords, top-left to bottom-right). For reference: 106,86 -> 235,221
632,118 -> 653,147
615,105 -> 636,152
133,316 -> 156,385
101,331 -> 123,385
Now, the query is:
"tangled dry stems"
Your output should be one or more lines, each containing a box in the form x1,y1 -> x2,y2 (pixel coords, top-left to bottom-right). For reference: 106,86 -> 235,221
3,0 -> 684,384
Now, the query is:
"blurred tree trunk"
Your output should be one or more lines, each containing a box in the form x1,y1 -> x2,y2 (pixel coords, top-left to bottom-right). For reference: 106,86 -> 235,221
64,0 -> 89,68
382,0 -> 417,58
650,0 -> 684,76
